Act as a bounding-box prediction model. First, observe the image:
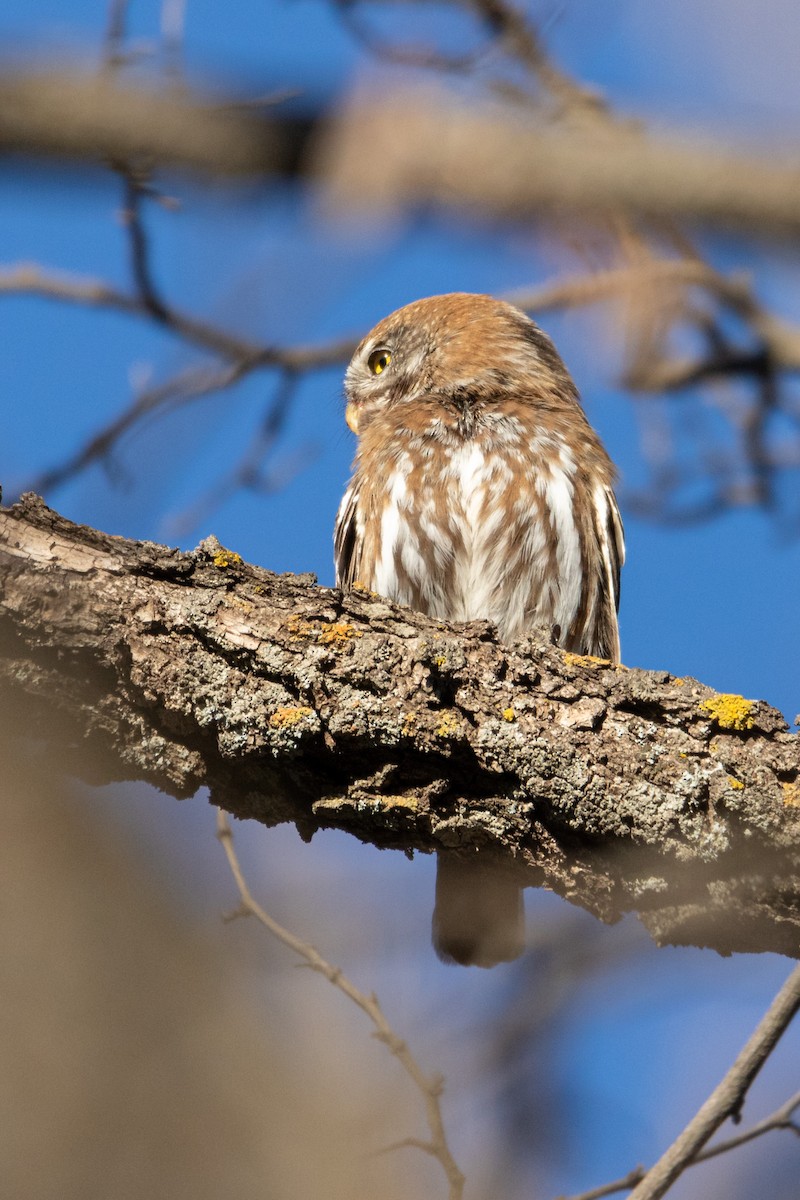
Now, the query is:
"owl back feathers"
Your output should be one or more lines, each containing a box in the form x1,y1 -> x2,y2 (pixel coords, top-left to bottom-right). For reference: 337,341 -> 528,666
334,294 -> 625,966
335,402 -> 622,658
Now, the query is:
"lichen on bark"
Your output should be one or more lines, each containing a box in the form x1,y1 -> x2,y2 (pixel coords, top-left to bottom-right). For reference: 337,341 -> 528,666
1,493 -> 798,957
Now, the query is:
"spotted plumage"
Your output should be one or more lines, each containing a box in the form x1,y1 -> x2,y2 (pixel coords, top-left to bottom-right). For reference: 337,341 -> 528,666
334,293 -> 625,966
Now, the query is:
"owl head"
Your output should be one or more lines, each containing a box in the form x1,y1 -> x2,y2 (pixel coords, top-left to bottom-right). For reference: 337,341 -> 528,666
343,292 -> 577,434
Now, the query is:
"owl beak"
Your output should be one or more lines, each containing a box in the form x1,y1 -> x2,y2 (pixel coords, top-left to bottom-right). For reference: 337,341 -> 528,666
345,402 -> 360,434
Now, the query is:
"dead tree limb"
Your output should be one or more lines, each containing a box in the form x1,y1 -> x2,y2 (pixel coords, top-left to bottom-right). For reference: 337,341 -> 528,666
1,494 -> 798,957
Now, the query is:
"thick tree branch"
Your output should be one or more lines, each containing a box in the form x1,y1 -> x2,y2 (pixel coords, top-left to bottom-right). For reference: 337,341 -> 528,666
1,494 -> 798,957
0,69 -> 278,175
320,87 -> 800,237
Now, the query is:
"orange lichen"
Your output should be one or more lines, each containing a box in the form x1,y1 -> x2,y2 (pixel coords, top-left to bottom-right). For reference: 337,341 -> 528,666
563,651 -> 611,667
317,622 -> 362,646
269,705 -> 313,729
286,615 -> 315,639
782,781 -> 800,808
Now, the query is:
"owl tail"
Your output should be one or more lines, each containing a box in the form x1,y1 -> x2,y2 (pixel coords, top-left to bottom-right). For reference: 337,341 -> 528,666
432,852 -> 525,967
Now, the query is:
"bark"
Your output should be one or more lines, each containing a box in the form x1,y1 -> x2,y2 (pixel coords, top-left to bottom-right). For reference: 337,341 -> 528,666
1,494 -> 798,957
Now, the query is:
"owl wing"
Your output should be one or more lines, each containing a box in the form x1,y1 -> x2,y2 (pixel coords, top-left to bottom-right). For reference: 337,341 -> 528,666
333,478 -> 364,589
592,482 -> 625,661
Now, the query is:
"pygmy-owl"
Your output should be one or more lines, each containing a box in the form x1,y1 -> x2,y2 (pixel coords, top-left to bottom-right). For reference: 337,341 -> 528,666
334,293 -> 624,967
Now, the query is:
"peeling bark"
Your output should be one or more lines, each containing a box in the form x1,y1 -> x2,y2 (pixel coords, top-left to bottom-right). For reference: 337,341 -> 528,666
1,494 -> 798,957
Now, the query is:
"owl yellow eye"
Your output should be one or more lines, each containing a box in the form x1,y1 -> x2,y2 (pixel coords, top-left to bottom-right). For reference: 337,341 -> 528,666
367,348 -> 392,375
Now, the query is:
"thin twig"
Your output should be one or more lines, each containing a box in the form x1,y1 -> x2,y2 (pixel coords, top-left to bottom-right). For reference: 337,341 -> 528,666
560,1089 -> 800,1200
215,809 -> 466,1200
7,258 -> 798,374
160,372 -> 320,537
0,262 -> 355,365
119,173 -> 170,321
104,0 -> 130,68
8,255 -> 800,510
627,964 -> 800,1200
469,0 -> 609,116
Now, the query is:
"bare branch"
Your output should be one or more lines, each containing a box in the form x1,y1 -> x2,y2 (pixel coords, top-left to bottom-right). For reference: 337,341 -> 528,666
320,88 -> 800,237
5,253 -> 800,521
0,68 -> 279,175
627,965 -> 800,1200
216,809 -> 466,1200
0,261 -> 353,496
560,1090 -> 800,1200
468,0 -> 610,114
104,0 -> 131,68
119,172 -> 171,321
0,262 -> 355,365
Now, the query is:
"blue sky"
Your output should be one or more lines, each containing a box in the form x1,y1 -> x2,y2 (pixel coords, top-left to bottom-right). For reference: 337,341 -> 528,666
2,3 -> 799,1198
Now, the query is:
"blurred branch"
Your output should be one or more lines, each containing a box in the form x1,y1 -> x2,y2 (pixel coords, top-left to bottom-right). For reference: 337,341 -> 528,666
334,0 -> 609,111
468,0 -> 610,113
160,371 -> 320,538
119,171 -> 171,322
0,262 -> 354,365
0,260 -> 353,496
7,254 -> 800,512
216,808 -> 466,1200
320,87 -> 800,236
561,1089 -> 800,1200
0,68 -> 280,175
1,495 -> 798,959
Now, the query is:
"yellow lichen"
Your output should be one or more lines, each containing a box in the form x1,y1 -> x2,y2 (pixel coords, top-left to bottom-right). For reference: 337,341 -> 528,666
269,705 -> 313,729
212,549 -> 243,569
563,651 -> 611,667
782,781 -> 800,807
401,712 -> 417,733
317,622 -> 362,646
434,655 -> 448,668
673,677 -> 686,686
376,794 -> 418,810
286,615 -> 315,639
726,776 -> 745,790
502,707 -> 516,723
286,616 -> 362,645
435,712 -> 462,738
227,595 -> 253,613
699,694 -> 756,731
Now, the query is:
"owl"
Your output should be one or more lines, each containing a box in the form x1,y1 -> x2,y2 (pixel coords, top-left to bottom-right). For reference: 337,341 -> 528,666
334,293 -> 624,967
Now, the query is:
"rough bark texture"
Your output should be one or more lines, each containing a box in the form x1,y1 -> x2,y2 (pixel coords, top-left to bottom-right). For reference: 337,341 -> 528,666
1,494 -> 798,957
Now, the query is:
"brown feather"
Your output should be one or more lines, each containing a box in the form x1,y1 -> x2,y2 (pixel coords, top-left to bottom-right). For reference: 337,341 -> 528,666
334,294 -> 625,965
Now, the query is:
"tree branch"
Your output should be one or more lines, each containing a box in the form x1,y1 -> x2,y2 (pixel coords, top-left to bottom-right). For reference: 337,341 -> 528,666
216,809 -> 465,1199
1,494 -> 798,957
627,963 -> 800,1200
320,87 -> 800,237
0,68 -> 278,175
562,1089 -> 800,1200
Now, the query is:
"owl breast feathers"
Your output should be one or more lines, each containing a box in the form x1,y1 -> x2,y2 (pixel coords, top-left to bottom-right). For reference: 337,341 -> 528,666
334,292 -> 624,660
